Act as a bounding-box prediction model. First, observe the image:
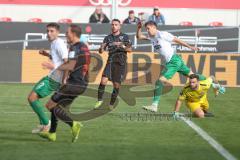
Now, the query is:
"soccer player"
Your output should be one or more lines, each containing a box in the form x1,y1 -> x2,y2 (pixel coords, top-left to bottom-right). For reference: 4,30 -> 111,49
27,23 -> 68,133
39,24 -> 90,142
173,74 -> 225,118
94,19 -> 132,109
136,21 -> 207,112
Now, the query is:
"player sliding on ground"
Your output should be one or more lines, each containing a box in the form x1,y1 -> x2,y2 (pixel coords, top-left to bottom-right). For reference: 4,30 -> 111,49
39,24 -> 90,142
136,21 -> 208,112
173,74 -> 225,119
27,23 -> 68,133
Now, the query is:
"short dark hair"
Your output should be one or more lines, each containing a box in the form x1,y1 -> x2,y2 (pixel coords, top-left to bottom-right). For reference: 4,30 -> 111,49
144,20 -> 157,27
189,74 -> 199,80
112,19 -> 121,24
46,23 -> 60,31
70,24 -> 82,37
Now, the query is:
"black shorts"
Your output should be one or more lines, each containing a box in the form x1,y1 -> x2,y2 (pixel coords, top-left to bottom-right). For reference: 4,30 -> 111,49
51,82 -> 88,106
102,62 -> 127,83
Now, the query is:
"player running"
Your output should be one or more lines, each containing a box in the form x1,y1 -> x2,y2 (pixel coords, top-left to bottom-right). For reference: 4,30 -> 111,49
94,19 -> 132,109
173,74 -> 225,119
39,24 -> 90,142
136,21 -> 208,112
27,23 -> 68,134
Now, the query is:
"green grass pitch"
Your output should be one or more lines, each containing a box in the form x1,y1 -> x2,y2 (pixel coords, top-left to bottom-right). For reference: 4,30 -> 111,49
0,83 -> 239,160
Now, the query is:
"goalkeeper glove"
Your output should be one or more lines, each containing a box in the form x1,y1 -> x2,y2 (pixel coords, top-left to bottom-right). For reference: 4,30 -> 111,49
218,85 -> 226,94
173,111 -> 180,120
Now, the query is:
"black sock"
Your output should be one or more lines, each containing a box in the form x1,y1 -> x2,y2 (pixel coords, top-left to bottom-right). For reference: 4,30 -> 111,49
49,110 -> 58,133
98,83 -> 106,101
52,106 -> 73,127
110,87 -> 119,105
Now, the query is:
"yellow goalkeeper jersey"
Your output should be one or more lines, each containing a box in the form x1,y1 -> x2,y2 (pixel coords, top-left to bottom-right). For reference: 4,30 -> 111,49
178,77 -> 212,102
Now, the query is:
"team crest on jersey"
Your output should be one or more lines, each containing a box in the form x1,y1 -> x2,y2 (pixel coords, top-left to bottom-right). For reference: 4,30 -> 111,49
69,51 -> 76,58
119,36 -> 124,41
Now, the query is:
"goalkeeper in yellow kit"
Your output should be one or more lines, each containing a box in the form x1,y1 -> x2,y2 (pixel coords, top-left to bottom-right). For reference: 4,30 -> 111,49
173,74 -> 225,118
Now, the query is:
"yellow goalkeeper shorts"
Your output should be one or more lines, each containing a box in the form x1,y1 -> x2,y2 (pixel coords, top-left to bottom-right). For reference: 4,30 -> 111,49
186,99 -> 209,112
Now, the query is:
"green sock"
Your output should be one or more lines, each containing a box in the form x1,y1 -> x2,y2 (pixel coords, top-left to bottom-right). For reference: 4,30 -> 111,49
152,80 -> 163,106
39,119 -> 43,125
30,100 -> 49,125
197,74 -> 206,81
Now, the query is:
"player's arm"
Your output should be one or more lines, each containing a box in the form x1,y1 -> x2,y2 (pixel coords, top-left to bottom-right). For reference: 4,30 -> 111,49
136,22 -> 149,40
57,60 -> 76,71
98,43 -> 107,54
124,35 -> 133,52
173,37 -> 199,52
39,50 -> 51,58
173,89 -> 186,119
113,36 -> 132,52
124,44 -> 132,52
99,36 -> 109,54
62,58 -> 69,84
173,98 -> 183,120
174,99 -> 182,112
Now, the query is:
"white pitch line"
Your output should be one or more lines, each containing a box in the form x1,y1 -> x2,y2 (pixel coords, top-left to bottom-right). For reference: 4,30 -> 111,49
181,117 -> 237,160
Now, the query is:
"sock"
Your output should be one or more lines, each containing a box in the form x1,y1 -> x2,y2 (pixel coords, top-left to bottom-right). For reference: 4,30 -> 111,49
197,74 -> 206,81
38,118 -> 43,125
152,80 -> 163,106
52,106 -> 73,127
49,110 -> 58,133
110,87 -> 119,105
98,84 -> 106,101
30,100 -> 49,125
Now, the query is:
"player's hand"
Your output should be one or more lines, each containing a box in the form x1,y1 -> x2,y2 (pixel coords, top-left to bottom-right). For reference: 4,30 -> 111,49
112,42 -> 123,47
39,50 -> 49,57
137,21 -> 142,29
42,62 -> 54,70
173,111 -> 180,120
62,78 -> 67,85
190,46 -> 200,52
218,85 -> 226,94
99,43 -> 107,54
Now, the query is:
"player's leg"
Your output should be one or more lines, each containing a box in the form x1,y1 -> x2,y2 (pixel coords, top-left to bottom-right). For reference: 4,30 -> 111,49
193,108 -> 205,118
200,98 -> 214,117
176,54 -> 206,80
143,58 -> 178,112
109,82 -> 120,110
108,62 -> 126,109
42,84 -> 85,142
143,76 -> 172,112
94,64 -> 110,109
28,76 -> 54,133
209,76 -> 226,96
187,102 -> 204,118
94,76 -> 108,108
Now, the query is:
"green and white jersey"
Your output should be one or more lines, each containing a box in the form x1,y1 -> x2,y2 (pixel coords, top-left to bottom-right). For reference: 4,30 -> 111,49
48,38 -> 68,83
149,30 -> 175,63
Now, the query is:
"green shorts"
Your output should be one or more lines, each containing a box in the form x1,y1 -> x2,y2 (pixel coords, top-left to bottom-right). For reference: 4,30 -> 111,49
32,76 -> 60,98
161,54 -> 190,80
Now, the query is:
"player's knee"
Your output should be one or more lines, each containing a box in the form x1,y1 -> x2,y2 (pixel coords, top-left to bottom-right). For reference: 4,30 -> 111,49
45,101 -> 55,111
113,82 -> 120,89
27,92 -> 38,103
194,110 -> 205,118
101,77 -> 108,85
159,76 -> 167,81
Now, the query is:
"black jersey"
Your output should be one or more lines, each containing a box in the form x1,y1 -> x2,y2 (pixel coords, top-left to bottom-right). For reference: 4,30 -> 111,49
103,32 -> 131,65
67,42 -> 90,84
